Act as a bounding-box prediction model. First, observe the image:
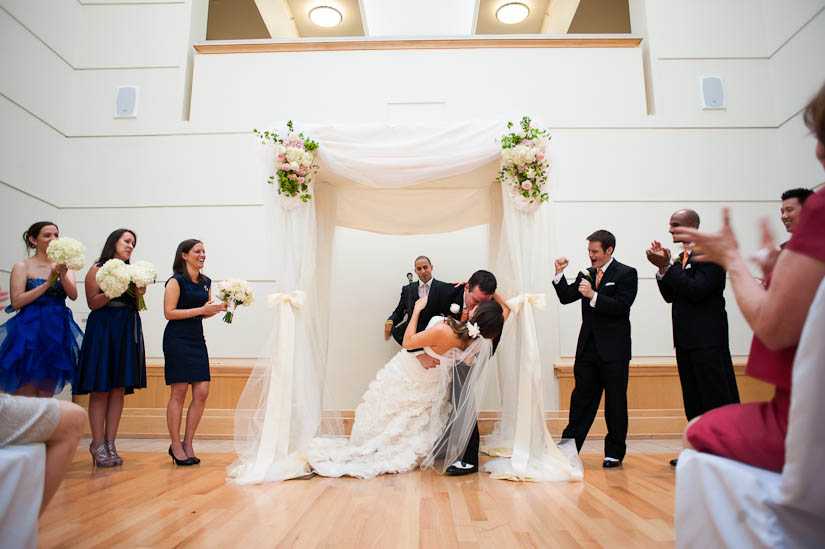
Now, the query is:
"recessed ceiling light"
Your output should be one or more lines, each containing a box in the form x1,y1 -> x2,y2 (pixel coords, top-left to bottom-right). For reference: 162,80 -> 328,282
309,6 -> 342,28
496,2 -> 529,25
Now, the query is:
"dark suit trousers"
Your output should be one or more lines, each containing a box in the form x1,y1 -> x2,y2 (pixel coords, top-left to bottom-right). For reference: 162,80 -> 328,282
562,336 -> 629,461
675,346 -> 740,420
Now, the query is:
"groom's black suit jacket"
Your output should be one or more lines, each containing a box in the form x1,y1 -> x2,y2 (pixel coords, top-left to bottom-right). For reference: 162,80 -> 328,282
553,259 -> 637,362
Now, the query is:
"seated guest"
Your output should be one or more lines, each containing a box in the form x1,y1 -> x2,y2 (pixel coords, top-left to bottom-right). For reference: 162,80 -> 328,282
674,82 -> 825,473
780,187 -> 813,247
384,256 -> 446,345
0,285 -> 86,515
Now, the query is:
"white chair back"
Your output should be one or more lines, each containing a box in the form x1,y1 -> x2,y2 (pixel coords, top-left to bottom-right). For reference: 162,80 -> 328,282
774,277 -> 825,535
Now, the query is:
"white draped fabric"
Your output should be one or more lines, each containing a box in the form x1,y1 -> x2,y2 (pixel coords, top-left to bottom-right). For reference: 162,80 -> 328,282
229,120 -> 579,483
674,278 -> 825,547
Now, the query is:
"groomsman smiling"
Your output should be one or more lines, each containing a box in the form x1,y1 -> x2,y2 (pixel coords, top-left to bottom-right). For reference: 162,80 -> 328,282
553,230 -> 638,468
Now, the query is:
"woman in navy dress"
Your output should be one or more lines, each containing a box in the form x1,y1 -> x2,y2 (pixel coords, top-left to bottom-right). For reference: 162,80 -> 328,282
0,221 -> 82,396
163,239 -> 226,465
73,229 -> 147,467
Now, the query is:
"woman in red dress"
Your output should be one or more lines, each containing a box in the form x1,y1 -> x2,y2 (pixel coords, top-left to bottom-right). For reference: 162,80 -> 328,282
673,82 -> 825,473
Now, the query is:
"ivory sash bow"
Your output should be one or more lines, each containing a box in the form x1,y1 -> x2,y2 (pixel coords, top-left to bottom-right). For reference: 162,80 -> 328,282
245,290 -> 306,481
505,293 -> 550,479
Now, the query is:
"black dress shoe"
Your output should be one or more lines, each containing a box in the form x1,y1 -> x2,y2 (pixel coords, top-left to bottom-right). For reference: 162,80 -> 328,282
669,459 -> 678,467
168,446 -> 196,466
602,458 -> 622,468
446,461 -> 478,476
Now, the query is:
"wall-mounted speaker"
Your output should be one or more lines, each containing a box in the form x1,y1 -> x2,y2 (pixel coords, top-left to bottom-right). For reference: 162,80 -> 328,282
699,76 -> 725,110
115,86 -> 139,118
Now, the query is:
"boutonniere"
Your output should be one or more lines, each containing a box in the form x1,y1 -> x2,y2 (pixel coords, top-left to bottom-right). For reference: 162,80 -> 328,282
580,269 -> 593,282
672,255 -> 683,266
450,303 -> 460,315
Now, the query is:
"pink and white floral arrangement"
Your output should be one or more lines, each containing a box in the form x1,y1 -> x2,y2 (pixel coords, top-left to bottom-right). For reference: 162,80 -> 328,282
497,116 -> 550,211
254,121 -> 319,205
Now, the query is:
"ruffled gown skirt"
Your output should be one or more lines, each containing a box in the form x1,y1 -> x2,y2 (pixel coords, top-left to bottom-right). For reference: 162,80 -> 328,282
0,294 -> 82,395
307,349 -> 450,478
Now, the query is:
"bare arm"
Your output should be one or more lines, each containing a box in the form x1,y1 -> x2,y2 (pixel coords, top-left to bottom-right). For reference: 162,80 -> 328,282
674,209 -> 825,350
60,268 -> 78,301
492,291 -> 511,322
85,266 -> 111,311
8,261 -> 51,310
164,279 -> 225,320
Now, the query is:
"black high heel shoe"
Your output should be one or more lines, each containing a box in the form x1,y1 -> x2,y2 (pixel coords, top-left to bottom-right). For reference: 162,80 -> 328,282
168,445 -> 195,466
182,441 -> 201,465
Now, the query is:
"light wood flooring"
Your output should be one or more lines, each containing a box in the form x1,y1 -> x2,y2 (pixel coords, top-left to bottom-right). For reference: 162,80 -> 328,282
40,439 -> 681,548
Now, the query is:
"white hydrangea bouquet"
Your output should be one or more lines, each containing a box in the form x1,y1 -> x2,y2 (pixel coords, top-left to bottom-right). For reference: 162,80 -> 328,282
126,260 -> 157,311
254,121 -> 319,207
497,116 -> 550,212
46,238 -> 86,286
96,259 -> 131,299
216,278 -> 254,323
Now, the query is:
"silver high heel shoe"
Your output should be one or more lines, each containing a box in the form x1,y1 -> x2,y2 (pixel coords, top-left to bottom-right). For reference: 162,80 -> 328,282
105,440 -> 124,466
89,442 -> 116,468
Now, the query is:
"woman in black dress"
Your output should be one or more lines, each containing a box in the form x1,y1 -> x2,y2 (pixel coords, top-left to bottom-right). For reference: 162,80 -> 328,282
162,239 -> 226,465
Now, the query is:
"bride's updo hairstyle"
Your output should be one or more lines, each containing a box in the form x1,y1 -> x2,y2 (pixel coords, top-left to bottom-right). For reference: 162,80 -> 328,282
444,300 -> 504,349
473,300 -> 504,340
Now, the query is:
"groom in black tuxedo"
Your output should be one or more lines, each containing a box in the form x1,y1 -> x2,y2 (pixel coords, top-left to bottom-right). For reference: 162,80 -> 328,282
553,230 -> 638,468
419,269 -> 497,475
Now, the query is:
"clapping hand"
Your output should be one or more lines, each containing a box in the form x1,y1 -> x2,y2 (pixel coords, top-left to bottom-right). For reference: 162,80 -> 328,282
645,241 -> 671,271
672,208 -> 738,267
749,217 -> 780,280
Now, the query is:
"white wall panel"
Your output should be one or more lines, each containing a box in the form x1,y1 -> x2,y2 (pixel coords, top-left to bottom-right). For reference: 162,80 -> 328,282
646,0 -> 768,59
1,0 -> 186,69
61,133 -> 265,206
0,8 -> 74,131
651,58 -> 773,126
760,0 -> 825,54
769,9 -> 825,124
189,47 -> 647,128
0,98 -> 67,202
548,129 -> 779,202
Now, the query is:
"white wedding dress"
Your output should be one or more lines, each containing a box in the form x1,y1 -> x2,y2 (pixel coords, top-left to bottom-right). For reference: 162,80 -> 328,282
307,318 -> 456,478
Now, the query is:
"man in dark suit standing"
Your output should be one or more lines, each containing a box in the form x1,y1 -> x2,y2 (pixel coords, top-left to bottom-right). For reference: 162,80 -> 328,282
646,209 -> 740,466
420,269 -> 498,475
553,230 -> 638,468
385,256 -> 446,345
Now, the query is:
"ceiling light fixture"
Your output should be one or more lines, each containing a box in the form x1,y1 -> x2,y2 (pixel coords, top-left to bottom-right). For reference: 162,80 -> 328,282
496,2 -> 529,25
309,6 -> 342,28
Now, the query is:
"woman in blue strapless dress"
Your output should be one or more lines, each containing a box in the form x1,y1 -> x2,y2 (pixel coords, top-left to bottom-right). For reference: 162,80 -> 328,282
162,239 -> 226,465
73,229 -> 147,467
0,221 -> 82,396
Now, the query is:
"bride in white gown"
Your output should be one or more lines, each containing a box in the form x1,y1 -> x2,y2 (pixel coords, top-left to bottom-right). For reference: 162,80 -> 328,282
307,297 -> 506,478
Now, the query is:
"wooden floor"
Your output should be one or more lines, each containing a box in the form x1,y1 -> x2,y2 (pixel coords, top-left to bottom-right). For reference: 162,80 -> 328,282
40,447 -> 680,548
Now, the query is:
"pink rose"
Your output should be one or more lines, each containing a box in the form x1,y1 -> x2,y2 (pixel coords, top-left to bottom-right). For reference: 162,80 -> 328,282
521,181 -> 532,190
288,173 -> 298,180
536,153 -> 544,162
280,163 -> 291,171
297,176 -> 305,183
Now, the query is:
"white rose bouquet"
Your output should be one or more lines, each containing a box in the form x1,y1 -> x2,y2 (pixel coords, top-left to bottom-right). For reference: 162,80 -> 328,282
126,260 -> 157,311
45,237 -> 86,286
497,116 -> 551,210
216,278 -> 254,323
254,120 -> 319,204
96,259 -> 131,299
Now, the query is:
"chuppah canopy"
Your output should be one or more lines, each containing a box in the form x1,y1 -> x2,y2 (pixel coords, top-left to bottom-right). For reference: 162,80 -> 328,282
228,120 -> 581,484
